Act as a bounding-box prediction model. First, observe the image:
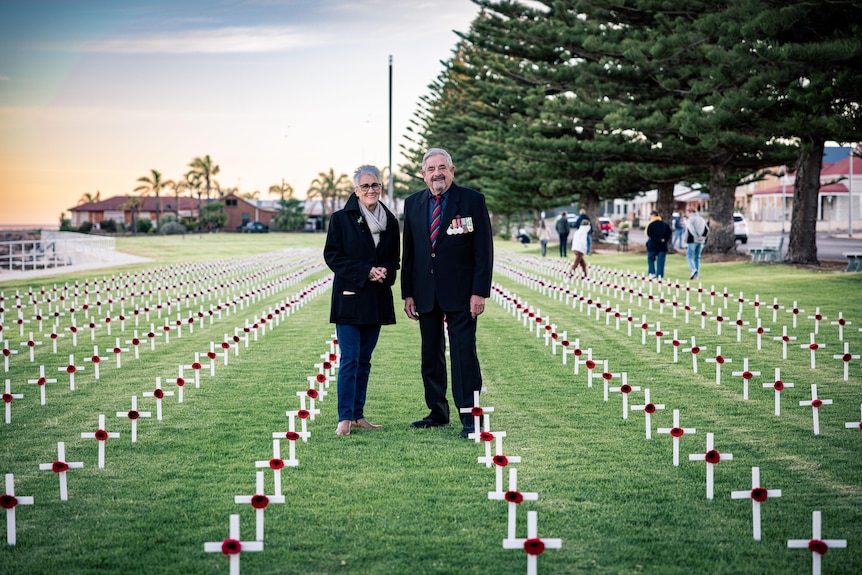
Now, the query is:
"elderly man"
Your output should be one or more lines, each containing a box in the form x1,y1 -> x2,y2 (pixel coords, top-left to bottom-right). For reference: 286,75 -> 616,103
401,148 -> 494,439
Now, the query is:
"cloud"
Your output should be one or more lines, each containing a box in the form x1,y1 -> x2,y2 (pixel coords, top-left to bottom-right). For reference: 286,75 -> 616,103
79,26 -> 330,54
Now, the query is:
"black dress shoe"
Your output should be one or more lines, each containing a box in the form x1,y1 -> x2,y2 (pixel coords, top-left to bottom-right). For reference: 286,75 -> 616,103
411,417 -> 447,429
459,426 -> 475,439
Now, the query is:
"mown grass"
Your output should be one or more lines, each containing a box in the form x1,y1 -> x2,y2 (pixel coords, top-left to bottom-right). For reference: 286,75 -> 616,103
0,233 -> 859,574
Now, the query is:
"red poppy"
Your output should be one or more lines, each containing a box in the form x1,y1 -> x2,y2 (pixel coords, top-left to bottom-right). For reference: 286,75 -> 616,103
808,539 -> 828,555
286,431 -> 300,441
641,323 -> 648,330
670,427 -> 684,437
644,403 -> 656,414
750,487 -> 768,502
269,458 -> 285,470
147,332 -> 155,338
561,340 -> 570,347
132,338 -> 140,345
523,538 -> 545,556
585,360 -> 596,370
814,314 -> 822,321
573,348 -> 582,356
163,326 -> 170,332
95,429 -> 109,441
316,373 -> 326,383
307,389 -> 319,399
705,450 -> 721,464
27,340 -> 35,347
620,384 -> 632,393
67,365 -> 76,373
842,353 -> 852,362
471,406 -> 483,417
655,331 -> 663,337
329,353 -> 337,361
298,409 -> 310,419
37,377 -> 46,385
715,356 -> 725,364
811,399 -> 823,408
838,318 -> 846,325
504,490 -> 524,504
251,494 -> 269,509
221,538 -> 242,555
176,377 -> 185,386
206,352 -> 216,360
233,336 -> 240,343
128,410 -> 140,420
52,460 -> 69,473
742,371 -> 753,380
91,356 -> 100,363
113,347 -> 121,354
809,343 -> 819,350
70,326 -> 78,333
0,494 -> 17,509
221,342 -> 230,349
772,380 -> 784,391
480,431 -> 494,442
192,362 -> 202,370
672,340 -> 680,347
691,346 -> 700,354
492,454 -> 509,467
716,316 -> 724,322
153,389 -> 164,399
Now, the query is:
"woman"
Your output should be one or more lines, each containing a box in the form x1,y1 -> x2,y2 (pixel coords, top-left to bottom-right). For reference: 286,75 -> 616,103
537,220 -> 551,257
323,165 -> 400,436
570,220 -> 590,278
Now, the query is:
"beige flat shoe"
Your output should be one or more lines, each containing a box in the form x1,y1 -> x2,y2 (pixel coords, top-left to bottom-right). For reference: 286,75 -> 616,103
351,418 -> 383,430
335,420 -> 351,436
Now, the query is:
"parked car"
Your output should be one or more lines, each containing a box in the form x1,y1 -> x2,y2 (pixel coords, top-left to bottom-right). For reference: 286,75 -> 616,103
733,213 -> 748,244
599,217 -> 614,236
237,221 -> 268,233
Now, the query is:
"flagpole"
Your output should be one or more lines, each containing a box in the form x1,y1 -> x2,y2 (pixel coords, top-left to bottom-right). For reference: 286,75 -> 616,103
388,55 -> 394,209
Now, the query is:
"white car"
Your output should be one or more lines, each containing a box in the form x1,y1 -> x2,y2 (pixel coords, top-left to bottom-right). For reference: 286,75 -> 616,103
734,213 -> 748,244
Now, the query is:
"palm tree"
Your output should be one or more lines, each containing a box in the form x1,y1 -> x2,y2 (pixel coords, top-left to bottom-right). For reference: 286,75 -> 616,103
166,177 -> 190,220
241,190 -> 260,201
134,169 -> 169,232
269,179 -> 294,201
121,196 -> 143,235
77,191 -> 101,205
307,168 -> 351,231
187,155 -> 220,201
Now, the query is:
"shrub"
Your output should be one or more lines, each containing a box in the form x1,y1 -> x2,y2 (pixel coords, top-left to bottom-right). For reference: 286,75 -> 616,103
158,221 -> 187,235
78,221 -> 93,233
136,218 -> 153,234
99,219 -> 117,233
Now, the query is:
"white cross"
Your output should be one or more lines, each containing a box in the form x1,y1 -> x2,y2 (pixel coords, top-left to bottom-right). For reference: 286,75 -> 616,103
183,352 -> 205,388
203,514 -> 264,575
257,439 -> 295,498
731,466 -> 781,541
39,441 -> 84,500
608,373 -> 640,419
2,340 -> 18,372
657,409 -> 696,466
830,311 -> 851,340
806,307 -> 827,334
682,336 -> 706,374
124,330 -> 142,360
551,330 -> 566,356
704,346 -> 732,385
801,333 -> 825,369
110,337 -> 129,368
773,326 -> 797,360
173,366 -> 187,403
731,358 -> 761,400
833,342 -> 859,381
234,471 -> 285,541
845,404 -> 862,439
80,413 -> 120,468
489,467 -> 538,541
298,383 -> 322,417
459,390 -> 494,442
2,474 -> 34,546
787,511 -> 846,575
770,297 -> 784,323
117,395 -> 151,443
2,379 -> 24,424
662,329 -> 688,363
688,432 -> 733,499
748,318 -> 770,351
762,368 -> 794,416
475,414 -> 506,473
43,329 -> 65,354
20,332 -> 42,362
799,384 -> 833,435
27,365 -> 58,405
143,377 -> 174,421
502,511 -> 562,575
653,322 -> 665,354
630,388 -> 665,439
86,345 -> 109,380
733,314 -> 749,342
307,373 -> 330,402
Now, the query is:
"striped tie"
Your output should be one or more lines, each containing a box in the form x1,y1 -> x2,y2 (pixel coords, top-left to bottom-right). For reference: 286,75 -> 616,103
429,195 -> 442,249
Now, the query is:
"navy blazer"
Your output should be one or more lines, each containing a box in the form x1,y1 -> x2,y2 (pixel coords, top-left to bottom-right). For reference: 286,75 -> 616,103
401,183 -> 493,314
324,194 -> 400,325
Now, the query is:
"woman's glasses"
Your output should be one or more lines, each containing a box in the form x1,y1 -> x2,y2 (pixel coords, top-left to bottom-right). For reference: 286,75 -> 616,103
359,183 -> 382,192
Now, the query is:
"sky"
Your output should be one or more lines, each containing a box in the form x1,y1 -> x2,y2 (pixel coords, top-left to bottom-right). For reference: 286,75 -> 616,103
0,0 -> 482,228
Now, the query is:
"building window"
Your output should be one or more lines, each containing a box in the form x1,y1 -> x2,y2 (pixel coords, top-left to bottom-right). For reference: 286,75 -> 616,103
226,199 -> 238,207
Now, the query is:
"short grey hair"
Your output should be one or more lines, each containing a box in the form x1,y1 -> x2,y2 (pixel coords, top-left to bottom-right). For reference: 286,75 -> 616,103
422,148 -> 453,171
353,165 -> 382,187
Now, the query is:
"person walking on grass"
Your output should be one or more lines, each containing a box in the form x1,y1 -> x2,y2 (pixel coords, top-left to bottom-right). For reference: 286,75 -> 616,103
570,220 -> 590,278
646,210 -> 672,279
324,165 -> 400,436
401,148 -> 494,439
685,207 -> 709,280
556,212 -> 570,257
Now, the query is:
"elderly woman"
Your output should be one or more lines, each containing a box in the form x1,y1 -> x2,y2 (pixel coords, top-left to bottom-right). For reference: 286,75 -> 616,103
324,165 -> 400,436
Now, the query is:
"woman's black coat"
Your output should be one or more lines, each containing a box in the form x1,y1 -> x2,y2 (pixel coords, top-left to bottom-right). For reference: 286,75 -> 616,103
323,193 -> 400,325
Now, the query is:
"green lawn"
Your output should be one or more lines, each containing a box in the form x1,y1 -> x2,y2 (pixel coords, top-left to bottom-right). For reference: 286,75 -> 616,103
0,233 -> 859,574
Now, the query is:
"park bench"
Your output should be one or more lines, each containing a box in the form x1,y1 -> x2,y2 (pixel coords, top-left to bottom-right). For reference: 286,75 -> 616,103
843,252 -> 862,272
749,235 -> 783,263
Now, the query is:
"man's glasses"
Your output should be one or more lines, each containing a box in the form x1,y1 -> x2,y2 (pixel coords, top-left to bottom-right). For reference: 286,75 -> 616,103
359,183 -> 382,192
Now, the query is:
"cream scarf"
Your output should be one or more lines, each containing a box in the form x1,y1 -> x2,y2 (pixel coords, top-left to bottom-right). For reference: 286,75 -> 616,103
359,201 -> 388,246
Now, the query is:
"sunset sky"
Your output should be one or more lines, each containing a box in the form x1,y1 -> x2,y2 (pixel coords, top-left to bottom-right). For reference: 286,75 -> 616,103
0,0 -> 481,228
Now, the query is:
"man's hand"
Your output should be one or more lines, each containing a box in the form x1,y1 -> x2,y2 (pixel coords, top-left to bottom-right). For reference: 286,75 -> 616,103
470,295 -> 486,318
368,266 -> 387,283
403,296 -> 419,320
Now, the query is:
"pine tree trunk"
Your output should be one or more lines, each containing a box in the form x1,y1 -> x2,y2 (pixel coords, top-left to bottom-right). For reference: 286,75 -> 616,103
656,182 -> 675,223
786,139 -> 823,265
704,164 -> 738,254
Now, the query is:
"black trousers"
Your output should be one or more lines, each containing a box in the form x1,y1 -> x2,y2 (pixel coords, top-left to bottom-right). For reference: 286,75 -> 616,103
418,300 -> 482,425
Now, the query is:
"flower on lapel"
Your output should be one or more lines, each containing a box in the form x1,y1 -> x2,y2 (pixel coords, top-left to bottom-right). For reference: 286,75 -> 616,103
357,215 -> 364,226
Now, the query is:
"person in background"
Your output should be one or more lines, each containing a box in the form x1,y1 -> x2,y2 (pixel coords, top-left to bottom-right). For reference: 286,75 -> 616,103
555,212 -> 570,257
645,210 -> 672,279
673,212 -> 686,250
570,220 -> 590,278
401,148 -> 494,439
685,207 -> 709,280
573,209 -> 592,254
324,165 -> 400,436
537,220 -> 551,257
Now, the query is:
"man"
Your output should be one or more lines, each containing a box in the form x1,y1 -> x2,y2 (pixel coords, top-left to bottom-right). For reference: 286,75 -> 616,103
555,212 -> 570,257
645,210 -> 672,278
402,148 -> 494,439
573,209 -> 592,255
684,207 -> 708,280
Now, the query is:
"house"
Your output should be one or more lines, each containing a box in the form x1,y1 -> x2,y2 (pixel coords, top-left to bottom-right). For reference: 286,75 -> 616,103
69,196 -> 202,229
221,193 -> 279,231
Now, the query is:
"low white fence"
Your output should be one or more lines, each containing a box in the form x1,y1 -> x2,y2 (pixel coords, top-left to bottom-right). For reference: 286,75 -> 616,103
0,232 -> 116,272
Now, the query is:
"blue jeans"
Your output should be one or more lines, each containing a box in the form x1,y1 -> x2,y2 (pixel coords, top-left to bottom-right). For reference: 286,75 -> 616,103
540,240 -> 548,257
674,228 -> 684,249
687,242 -> 703,273
335,324 -> 381,422
586,233 -> 592,255
647,250 -> 667,277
